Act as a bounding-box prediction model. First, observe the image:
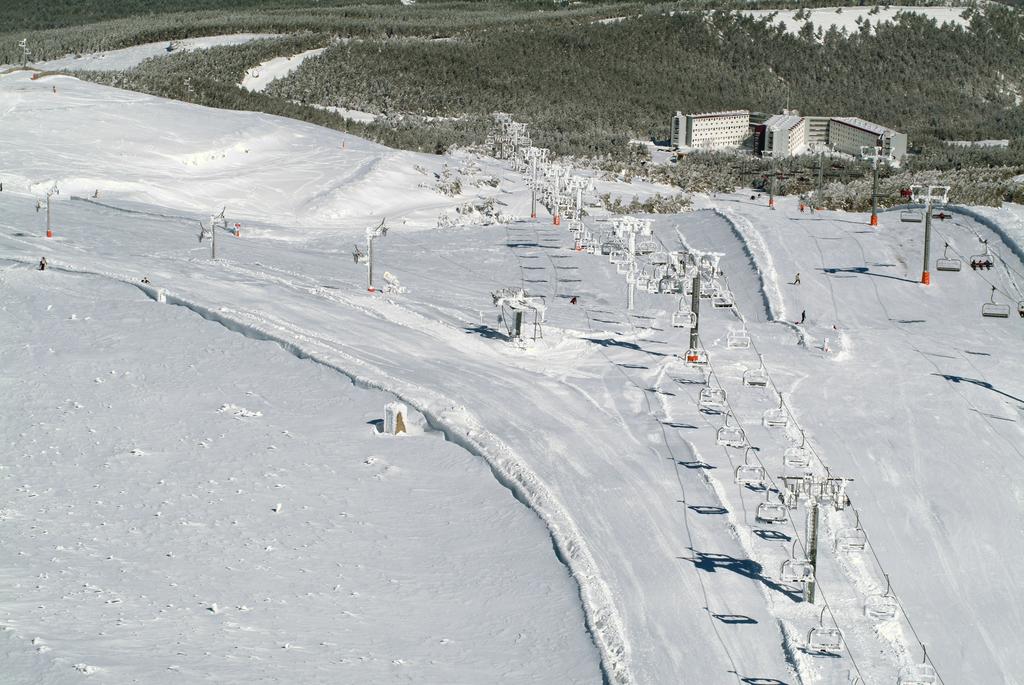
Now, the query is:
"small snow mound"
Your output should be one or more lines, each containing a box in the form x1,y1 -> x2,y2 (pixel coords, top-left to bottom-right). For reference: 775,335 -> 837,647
73,663 -> 97,674
218,403 -> 263,419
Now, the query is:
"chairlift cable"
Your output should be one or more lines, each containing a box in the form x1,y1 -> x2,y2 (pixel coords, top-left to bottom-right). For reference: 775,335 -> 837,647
701,246 -> 945,683
579,306 -> 748,681
931,224 -> 1023,301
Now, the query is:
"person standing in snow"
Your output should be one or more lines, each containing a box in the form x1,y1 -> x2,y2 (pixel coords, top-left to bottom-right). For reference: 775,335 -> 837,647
38,257 -> 47,271
569,296 -> 578,305
800,310 -> 806,324
794,273 -> 801,285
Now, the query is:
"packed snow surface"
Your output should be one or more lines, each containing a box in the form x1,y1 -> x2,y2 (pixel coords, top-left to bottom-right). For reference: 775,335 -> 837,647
0,267 -> 601,684
3,68 -> 1024,684
30,34 -> 278,73
240,47 -> 328,93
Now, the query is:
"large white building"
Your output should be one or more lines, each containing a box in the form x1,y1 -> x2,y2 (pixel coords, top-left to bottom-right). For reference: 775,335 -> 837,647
828,116 -> 907,160
672,108 -> 907,161
763,113 -> 807,157
671,110 -> 750,150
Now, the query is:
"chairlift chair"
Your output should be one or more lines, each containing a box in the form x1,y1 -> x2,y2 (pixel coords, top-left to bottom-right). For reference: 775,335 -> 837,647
762,396 -> 789,429
755,490 -> 788,524
898,664 -> 938,685
712,289 -> 735,309
834,510 -> 868,552
898,647 -> 938,685
698,386 -> 728,414
734,448 -> 766,486
982,286 -> 1010,318
672,300 -> 695,328
935,243 -> 961,272
699,279 -> 719,299
716,414 -> 747,448
806,607 -> 843,655
609,249 -> 628,265
864,574 -> 898,621
600,241 -> 617,256
673,311 -> 697,329
726,327 -> 750,349
742,357 -> 769,388
783,430 -> 812,469
683,347 -> 708,367
616,260 -> 630,275
900,210 -> 923,223
780,541 -> 814,584
651,251 -> 670,266
636,238 -> 658,256
969,239 -> 994,270
658,276 -> 679,294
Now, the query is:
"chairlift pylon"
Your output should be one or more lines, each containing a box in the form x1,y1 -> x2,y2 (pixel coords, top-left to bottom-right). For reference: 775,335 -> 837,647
806,607 -> 843,654
864,574 -> 899,621
935,243 -> 961,272
982,286 -> 1010,319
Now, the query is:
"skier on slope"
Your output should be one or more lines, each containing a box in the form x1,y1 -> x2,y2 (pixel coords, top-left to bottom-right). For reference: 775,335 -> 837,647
794,273 -> 801,285
38,256 -> 47,271
799,310 -> 806,325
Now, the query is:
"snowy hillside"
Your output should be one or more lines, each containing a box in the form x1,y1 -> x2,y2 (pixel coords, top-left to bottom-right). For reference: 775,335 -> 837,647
742,6 -> 971,36
240,46 -> 327,93
3,67 -> 1024,685
28,34 -> 277,73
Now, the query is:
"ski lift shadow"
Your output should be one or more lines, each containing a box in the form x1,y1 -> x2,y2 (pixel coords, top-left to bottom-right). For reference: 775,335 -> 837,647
932,373 -> 1024,404
713,613 -> 757,625
683,551 -> 804,603
689,505 -> 727,515
464,324 -> 507,341
820,266 -> 918,284
753,529 -> 790,542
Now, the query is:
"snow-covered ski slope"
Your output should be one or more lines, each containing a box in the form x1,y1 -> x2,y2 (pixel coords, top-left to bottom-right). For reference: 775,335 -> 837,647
240,47 -> 328,93
26,34 -> 278,73
2,69 -> 1024,684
